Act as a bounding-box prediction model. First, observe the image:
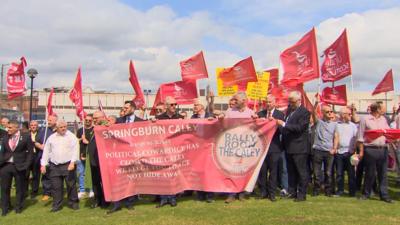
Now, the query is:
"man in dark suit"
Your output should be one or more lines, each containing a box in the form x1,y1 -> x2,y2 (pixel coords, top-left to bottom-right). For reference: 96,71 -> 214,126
108,100 -> 144,214
256,95 -> 285,202
276,91 -> 310,202
0,120 -> 33,216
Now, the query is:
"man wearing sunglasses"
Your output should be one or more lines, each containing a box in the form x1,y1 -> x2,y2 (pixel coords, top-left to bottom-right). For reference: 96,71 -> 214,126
155,97 -> 184,207
310,101 -> 337,197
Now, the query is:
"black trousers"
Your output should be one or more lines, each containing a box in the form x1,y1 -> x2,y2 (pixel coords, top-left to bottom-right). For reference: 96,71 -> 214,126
313,150 -> 334,194
0,163 -> 27,211
335,153 -> 356,195
29,152 -> 42,194
257,152 -> 280,198
49,163 -> 79,210
286,153 -> 309,199
363,147 -> 389,199
90,165 -> 106,206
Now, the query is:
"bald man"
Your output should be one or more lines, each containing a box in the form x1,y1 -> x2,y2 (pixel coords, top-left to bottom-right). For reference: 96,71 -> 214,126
41,120 -> 79,212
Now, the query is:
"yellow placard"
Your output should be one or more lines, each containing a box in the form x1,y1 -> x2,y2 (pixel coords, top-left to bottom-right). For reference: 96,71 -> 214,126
216,68 -> 238,96
246,71 -> 270,100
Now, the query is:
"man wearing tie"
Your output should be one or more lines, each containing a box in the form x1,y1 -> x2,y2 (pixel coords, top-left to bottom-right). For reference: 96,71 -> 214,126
275,91 -> 310,202
256,95 -> 285,201
107,100 -> 144,214
0,120 -> 33,216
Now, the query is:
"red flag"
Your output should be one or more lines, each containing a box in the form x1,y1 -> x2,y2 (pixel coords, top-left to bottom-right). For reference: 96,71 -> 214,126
280,28 -> 319,84
266,68 -> 279,94
129,60 -> 145,108
6,57 -> 27,100
69,67 -> 86,120
219,56 -> 257,86
47,87 -> 56,116
160,80 -> 198,104
372,69 -> 394,95
180,51 -> 208,80
321,84 -> 347,106
321,29 -> 352,82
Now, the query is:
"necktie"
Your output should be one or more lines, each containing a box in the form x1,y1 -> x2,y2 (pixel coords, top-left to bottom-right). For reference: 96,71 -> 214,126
10,135 -> 18,151
267,110 -> 272,118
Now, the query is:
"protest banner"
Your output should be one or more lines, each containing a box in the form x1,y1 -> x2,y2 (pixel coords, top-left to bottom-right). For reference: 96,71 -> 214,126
94,118 -> 276,201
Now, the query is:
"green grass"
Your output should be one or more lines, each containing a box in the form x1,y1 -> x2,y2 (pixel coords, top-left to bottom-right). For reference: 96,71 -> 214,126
1,175 -> 400,225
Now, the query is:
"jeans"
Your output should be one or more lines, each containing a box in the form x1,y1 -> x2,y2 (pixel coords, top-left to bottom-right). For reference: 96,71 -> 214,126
76,160 -> 86,193
335,153 -> 355,195
279,152 -> 289,190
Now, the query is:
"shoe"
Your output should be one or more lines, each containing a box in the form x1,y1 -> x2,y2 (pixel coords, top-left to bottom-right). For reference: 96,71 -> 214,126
225,196 -> 236,204
294,197 -> 306,202
78,192 -> 86,199
170,200 -> 177,207
381,198 -> 393,204
280,189 -> 288,198
1,210 -> 8,216
325,193 -> 332,197
126,204 -> 134,210
30,192 -> 38,199
312,190 -> 319,196
256,193 -> 268,199
269,196 -> 277,202
106,207 -> 121,214
287,193 -> 297,199
90,203 -> 99,209
206,198 -> 214,203
238,193 -> 246,201
41,195 -> 50,201
156,199 -> 169,208
70,203 -> 79,210
89,191 -> 95,198
15,208 -> 22,214
50,208 -> 61,213
359,195 -> 369,200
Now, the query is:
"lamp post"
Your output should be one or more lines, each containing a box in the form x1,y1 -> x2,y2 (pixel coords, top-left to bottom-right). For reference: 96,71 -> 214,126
1,63 -> 10,94
27,68 -> 38,121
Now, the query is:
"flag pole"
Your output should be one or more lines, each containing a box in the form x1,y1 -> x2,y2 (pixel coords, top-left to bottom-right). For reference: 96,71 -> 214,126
350,74 -> 355,106
332,81 -> 335,112
385,92 -> 388,114
43,102 -> 49,144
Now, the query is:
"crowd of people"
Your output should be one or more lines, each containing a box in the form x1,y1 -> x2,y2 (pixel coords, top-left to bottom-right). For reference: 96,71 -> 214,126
1,90 -> 400,216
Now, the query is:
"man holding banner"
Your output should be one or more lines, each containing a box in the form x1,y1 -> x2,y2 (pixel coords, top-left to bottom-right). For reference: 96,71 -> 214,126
223,92 -> 256,203
256,95 -> 285,202
155,97 -> 184,207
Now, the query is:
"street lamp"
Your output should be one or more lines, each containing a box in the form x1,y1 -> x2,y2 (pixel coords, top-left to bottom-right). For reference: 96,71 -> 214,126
27,68 -> 38,121
143,89 -> 151,110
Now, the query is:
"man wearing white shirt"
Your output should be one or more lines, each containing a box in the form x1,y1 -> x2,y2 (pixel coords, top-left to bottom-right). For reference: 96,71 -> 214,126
40,120 -> 79,212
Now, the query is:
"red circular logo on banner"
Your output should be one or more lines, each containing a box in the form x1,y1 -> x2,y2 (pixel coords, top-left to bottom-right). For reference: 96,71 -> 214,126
213,125 -> 266,177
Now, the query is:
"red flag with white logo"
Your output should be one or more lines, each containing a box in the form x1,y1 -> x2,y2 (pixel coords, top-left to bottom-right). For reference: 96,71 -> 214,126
6,57 -> 27,100
219,56 -> 257,87
321,29 -> 352,82
321,84 -> 347,106
129,60 -> 145,108
180,51 -> 208,81
160,80 -> 198,104
47,87 -> 56,116
266,68 -> 279,94
280,28 -> 319,84
372,69 -> 394,95
69,67 -> 86,120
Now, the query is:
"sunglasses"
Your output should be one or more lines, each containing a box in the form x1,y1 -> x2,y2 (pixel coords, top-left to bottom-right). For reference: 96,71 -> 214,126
168,103 -> 177,106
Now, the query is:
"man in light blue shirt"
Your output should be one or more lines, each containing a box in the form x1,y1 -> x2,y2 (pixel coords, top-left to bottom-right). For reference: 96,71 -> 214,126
333,107 -> 358,197
311,104 -> 337,197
